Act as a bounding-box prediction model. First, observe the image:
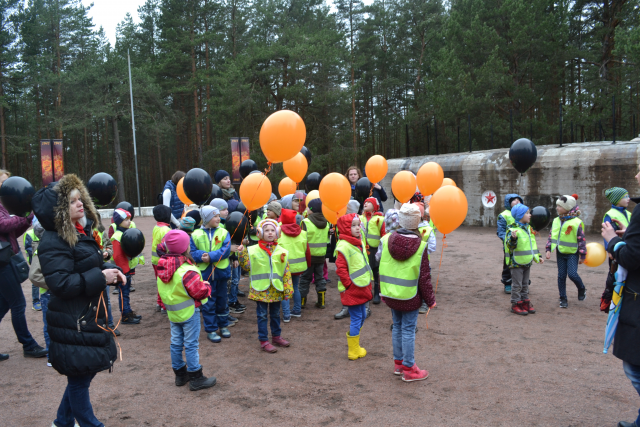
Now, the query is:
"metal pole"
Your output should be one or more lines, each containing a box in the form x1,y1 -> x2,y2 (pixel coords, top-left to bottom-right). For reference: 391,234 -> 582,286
612,95 -> 616,144
509,109 -> 513,143
434,116 -> 438,155
467,114 -> 471,152
490,123 -> 493,149
127,50 -> 142,217
559,104 -> 563,147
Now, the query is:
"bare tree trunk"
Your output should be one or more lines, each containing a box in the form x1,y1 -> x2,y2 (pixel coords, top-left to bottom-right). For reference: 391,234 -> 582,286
190,8 -> 203,166
0,83 -> 5,170
156,124 -> 163,185
112,117 -> 126,202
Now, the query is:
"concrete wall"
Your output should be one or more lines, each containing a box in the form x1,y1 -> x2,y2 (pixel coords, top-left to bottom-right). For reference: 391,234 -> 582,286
381,140 -> 640,232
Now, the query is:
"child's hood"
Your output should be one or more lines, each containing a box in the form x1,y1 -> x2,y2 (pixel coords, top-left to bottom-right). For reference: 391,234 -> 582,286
387,230 -> 422,261
307,212 -> 328,229
337,213 -> 357,236
504,194 -> 523,209
281,209 -> 302,237
157,255 -> 189,283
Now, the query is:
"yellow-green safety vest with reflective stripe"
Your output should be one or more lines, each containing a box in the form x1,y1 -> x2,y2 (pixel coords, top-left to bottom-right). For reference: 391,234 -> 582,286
604,208 -> 631,229
429,219 -> 437,232
335,240 -> 373,292
23,229 -> 39,247
360,214 -> 383,248
550,217 -> 582,254
278,230 -> 307,274
111,230 -> 145,269
379,238 -> 427,300
191,227 -> 230,271
250,212 -> 265,242
418,224 -> 434,260
247,244 -> 288,292
157,262 -> 208,323
504,226 -> 540,267
152,224 -> 171,265
110,221 -> 136,234
302,219 -> 329,257
499,210 -> 515,227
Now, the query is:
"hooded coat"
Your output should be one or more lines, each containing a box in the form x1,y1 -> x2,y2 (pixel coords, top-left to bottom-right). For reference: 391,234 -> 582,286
335,214 -> 372,306
497,193 -> 523,240
33,175 -> 118,377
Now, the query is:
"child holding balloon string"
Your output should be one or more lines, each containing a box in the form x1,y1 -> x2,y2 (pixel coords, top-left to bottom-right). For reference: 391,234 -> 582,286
360,197 -> 386,305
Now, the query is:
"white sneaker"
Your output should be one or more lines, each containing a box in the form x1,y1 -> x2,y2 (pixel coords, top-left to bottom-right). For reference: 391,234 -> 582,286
47,360 -> 52,367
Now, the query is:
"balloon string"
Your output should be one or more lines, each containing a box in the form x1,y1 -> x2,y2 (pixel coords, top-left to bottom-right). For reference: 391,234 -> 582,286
425,234 -> 447,329
96,284 -> 123,362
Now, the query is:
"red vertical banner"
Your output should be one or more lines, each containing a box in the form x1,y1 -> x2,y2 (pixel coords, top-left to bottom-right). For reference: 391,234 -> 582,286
40,139 -> 53,187
52,139 -> 64,181
240,137 -> 250,164
230,137 -> 241,185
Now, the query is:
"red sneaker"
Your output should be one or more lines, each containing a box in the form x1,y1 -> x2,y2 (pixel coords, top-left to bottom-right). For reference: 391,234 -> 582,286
511,302 -> 528,315
402,364 -> 429,382
260,341 -> 277,353
523,299 -> 536,314
394,360 -> 404,376
272,336 -> 290,347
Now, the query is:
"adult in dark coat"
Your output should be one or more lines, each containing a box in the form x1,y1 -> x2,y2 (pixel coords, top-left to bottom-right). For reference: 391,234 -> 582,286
34,174 -> 125,427
345,165 -> 387,213
602,170 -> 640,427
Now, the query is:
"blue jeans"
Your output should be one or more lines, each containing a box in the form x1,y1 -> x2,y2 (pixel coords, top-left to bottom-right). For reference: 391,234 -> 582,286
228,265 -> 240,304
556,252 -> 585,298
623,361 -> 640,425
105,286 -> 114,326
54,373 -> 103,427
200,279 -> 229,332
0,262 -> 38,350
40,291 -> 51,351
31,284 -> 40,304
117,275 -> 132,315
391,308 -> 420,368
256,301 -> 281,342
281,275 -> 301,318
170,311 -> 202,372
348,304 -> 367,337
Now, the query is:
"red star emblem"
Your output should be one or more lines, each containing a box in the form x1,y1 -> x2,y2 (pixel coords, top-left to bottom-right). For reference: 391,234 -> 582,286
485,194 -> 496,204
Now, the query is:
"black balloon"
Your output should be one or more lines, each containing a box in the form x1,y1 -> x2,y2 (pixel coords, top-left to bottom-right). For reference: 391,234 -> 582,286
305,172 -> 322,192
0,176 -> 34,217
116,201 -> 135,220
204,184 -> 223,205
530,206 -> 551,232
355,177 -> 372,201
249,170 -> 262,175
185,209 -> 202,227
240,159 -> 258,179
300,146 -> 312,166
184,168 -> 212,205
225,211 -> 249,244
237,201 -> 252,217
509,138 -> 537,174
121,228 -> 145,258
87,173 -> 117,207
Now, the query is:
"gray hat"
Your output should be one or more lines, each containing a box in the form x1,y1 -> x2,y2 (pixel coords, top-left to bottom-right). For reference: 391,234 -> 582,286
209,198 -> 228,211
346,200 -> 360,215
201,205 -> 220,226
267,201 -> 282,217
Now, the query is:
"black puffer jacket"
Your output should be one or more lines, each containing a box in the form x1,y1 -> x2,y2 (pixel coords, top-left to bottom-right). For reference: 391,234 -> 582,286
607,197 -> 640,366
33,175 -> 117,377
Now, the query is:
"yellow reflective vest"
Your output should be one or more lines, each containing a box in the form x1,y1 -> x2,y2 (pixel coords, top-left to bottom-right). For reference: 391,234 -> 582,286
247,244 -> 288,291
549,217 -> 582,254
278,231 -> 307,274
379,237 -> 427,300
157,263 -> 208,323
191,227 -> 230,271
335,240 -> 373,292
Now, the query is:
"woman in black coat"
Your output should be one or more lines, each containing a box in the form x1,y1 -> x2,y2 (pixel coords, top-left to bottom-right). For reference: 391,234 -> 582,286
345,165 -> 388,213
602,170 -> 640,427
33,174 -> 125,427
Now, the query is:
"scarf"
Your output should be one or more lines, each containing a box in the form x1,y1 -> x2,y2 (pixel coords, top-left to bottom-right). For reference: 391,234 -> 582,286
221,187 -> 236,199
75,222 -> 87,236
560,205 -> 581,221
258,239 -> 278,256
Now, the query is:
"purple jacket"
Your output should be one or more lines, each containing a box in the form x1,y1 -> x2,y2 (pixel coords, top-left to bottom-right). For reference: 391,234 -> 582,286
0,203 -> 34,253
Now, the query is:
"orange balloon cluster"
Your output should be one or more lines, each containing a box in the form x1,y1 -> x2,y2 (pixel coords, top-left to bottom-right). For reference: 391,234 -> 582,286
441,178 -> 456,187
416,162 -> 444,196
391,171 -> 417,203
177,178 -> 193,205
322,204 -> 347,225
278,177 -> 297,197
259,110 -> 306,163
430,186 -> 468,235
319,173 -> 351,212
239,173 -> 272,211
283,152 -> 308,183
365,155 -> 388,184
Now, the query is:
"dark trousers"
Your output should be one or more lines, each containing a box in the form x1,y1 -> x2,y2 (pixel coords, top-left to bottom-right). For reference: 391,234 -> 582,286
299,262 -> 326,298
556,252 -> 585,298
0,262 -> 38,350
256,301 -> 281,342
117,275 -> 132,315
200,279 -> 229,332
368,249 -> 380,285
54,373 -> 103,427
501,246 -> 512,285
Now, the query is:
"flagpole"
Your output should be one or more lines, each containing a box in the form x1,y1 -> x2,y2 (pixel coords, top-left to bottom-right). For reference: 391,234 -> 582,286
127,49 -> 142,217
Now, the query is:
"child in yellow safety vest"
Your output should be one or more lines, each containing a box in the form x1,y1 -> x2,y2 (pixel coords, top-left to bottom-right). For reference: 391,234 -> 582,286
152,205 -> 172,312
156,230 -> 216,391
603,187 -> 631,250
505,204 -> 543,315
361,197 -> 386,304
278,208 -> 309,321
545,194 -> 587,309
497,194 -> 523,294
413,202 -> 437,314
300,199 -> 329,308
239,218 -> 293,353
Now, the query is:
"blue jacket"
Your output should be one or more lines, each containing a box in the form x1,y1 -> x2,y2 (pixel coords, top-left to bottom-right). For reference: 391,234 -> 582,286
163,180 -> 184,220
190,227 -> 232,281
497,193 -> 523,241
603,205 -> 630,250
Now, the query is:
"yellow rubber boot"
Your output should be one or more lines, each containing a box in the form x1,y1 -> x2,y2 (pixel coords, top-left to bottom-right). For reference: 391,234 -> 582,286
347,332 -> 367,360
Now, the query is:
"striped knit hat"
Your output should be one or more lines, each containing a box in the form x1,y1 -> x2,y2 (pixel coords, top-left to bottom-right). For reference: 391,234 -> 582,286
605,187 -> 629,206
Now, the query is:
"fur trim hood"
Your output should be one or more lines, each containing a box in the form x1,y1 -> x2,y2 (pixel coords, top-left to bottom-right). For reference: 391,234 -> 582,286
32,174 -> 101,247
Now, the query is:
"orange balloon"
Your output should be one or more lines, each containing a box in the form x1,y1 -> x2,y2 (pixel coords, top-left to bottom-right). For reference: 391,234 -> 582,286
239,173 -> 273,211
177,178 -> 193,205
365,155 -> 388,184
417,162 -> 444,196
430,186 -> 468,235
322,204 -> 347,225
584,242 -> 607,267
391,171 -> 417,204
283,152 -> 308,183
319,172 -> 351,212
441,178 -> 456,187
306,190 -> 319,204
259,110 -> 306,163
278,177 -> 297,197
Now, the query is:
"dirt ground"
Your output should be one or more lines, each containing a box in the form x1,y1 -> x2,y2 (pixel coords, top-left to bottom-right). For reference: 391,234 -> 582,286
1,218 -> 638,426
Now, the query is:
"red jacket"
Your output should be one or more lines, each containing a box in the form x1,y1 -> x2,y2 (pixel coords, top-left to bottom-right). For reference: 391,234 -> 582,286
336,214 -> 372,306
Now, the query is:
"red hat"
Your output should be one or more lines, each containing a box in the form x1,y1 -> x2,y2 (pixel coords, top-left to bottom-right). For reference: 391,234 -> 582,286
280,208 -> 297,225
364,197 -> 379,211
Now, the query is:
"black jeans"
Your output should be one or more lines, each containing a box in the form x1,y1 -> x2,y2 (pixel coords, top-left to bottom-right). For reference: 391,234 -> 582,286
299,262 -> 326,298
0,262 -> 38,350
501,244 -> 512,285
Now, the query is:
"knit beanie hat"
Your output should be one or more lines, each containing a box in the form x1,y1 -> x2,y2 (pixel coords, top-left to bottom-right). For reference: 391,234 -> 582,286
605,187 -> 629,206
113,208 -> 131,226
164,230 -> 190,254
201,206 -> 220,226
399,203 -> 421,230
227,199 -> 239,213
209,198 -> 228,211
179,216 -> 196,232
556,194 -> 578,211
153,204 -> 172,223
346,200 -> 360,214
280,208 -> 297,225
511,203 -> 530,223
269,193 -> 278,203
185,209 -> 202,227
308,198 -> 323,214
364,197 -> 379,211
385,209 -> 400,232
214,170 -> 230,184
267,201 -> 282,217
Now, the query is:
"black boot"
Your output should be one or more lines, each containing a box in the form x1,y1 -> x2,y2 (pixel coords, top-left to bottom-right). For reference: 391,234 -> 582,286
372,282 -> 381,304
315,291 -> 326,309
334,306 -> 349,320
173,365 -> 189,387
188,368 -> 216,391
301,296 -> 307,309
